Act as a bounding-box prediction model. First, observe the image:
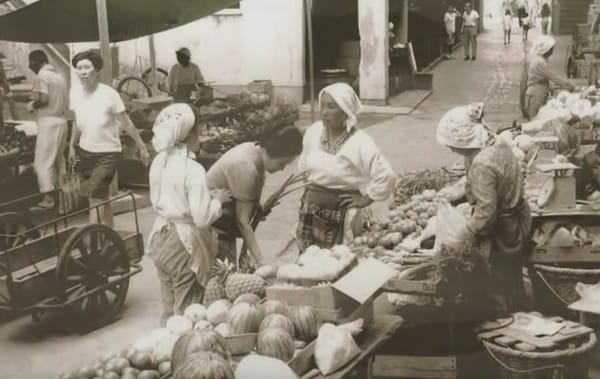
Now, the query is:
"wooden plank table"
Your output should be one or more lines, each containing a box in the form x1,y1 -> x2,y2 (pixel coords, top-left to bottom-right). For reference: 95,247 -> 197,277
301,315 -> 403,379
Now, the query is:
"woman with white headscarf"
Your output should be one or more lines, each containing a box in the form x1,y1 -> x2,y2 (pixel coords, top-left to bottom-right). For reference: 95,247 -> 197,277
437,103 -> 531,317
296,83 -> 396,251
525,35 -> 574,119
147,103 -> 230,326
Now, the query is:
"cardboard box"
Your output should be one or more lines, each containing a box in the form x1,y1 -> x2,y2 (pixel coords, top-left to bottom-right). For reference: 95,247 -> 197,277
339,40 -> 360,58
266,258 -> 396,314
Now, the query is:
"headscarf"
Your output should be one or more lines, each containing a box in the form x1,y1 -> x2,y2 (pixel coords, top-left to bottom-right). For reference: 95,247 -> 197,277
319,82 -> 362,131
151,103 -> 196,153
436,102 -> 490,149
531,35 -> 556,56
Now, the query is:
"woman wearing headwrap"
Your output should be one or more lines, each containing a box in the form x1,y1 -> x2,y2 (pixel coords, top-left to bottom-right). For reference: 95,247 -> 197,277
207,126 -> 303,266
147,103 -> 230,326
525,35 -> 574,119
296,83 -> 396,251
437,103 -> 532,317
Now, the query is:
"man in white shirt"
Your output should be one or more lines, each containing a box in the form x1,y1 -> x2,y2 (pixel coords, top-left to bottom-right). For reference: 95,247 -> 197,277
444,5 -> 461,59
462,3 -> 480,61
28,50 -> 69,208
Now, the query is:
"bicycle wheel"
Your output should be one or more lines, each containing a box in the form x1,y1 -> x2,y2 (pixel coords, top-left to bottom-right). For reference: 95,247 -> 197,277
142,67 -> 169,94
116,76 -> 152,111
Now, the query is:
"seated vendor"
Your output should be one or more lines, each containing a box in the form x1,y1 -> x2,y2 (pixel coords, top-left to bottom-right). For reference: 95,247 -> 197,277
576,142 -> 600,201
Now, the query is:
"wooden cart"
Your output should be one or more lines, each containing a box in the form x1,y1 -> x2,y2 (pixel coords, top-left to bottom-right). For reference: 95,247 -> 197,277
0,192 -> 144,328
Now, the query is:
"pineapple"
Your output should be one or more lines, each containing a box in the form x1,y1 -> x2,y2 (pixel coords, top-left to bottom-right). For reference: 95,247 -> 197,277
225,272 -> 266,301
203,260 -> 228,305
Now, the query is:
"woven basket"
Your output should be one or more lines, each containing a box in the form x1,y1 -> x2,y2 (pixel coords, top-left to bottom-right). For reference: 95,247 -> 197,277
531,264 -> 600,319
483,332 -> 596,379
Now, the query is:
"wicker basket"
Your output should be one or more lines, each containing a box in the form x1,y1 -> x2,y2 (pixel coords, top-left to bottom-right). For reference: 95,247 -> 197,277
531,264 -> 600,319
483,332 -> 596,379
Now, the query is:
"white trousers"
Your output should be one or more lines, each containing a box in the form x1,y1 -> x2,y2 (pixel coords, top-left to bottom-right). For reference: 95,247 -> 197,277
34,116 -> 67,193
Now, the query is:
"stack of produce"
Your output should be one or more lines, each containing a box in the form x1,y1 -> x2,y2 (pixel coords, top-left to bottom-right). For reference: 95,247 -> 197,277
0,124 -> 35,162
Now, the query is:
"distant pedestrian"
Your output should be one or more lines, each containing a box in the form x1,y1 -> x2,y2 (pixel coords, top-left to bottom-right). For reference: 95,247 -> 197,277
444,5 -> 461,59
504,9 -> 513,45
522,12 -> 531,41
462,3 -> 480,60
517,0 -> 528,27
540,2 -> 551,35
529,0 -> 540,28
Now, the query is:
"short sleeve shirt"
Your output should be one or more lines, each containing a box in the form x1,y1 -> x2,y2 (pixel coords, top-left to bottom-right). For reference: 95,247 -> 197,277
444,13 -> 457,33
69,83 -> 125,153
206,142 -> 265,203
169,63 -> 203,87
32,65 -> 68,119
463,10 -> 480,26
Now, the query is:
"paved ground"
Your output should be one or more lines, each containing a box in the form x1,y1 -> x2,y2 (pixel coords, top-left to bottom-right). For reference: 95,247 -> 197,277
0,24 -> 584,379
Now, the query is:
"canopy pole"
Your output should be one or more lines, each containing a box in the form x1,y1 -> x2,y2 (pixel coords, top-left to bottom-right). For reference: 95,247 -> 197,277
305,0 -> 315,122
95,0 -> 113,85
148,35 -> 158,95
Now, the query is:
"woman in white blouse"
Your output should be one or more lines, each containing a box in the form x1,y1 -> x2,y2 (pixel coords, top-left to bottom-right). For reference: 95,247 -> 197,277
147,103 -> 230,326
297,83 -> 396,251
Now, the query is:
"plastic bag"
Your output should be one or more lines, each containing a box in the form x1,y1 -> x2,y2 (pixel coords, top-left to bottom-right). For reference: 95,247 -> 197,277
435,199 -> 469,250
314,323 -> 361,375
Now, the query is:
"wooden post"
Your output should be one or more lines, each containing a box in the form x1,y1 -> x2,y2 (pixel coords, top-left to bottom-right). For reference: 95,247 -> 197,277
148,35 -> 158,95
305,0 -> 315,122
400,0 -> 408,45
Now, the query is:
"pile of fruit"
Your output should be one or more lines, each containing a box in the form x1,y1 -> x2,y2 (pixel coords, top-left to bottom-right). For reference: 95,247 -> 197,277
59,297 -> 322,379
0,125 -> 34,156
274,245 -> 356,282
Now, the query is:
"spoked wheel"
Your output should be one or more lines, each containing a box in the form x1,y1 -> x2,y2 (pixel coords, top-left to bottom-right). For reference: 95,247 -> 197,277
55,224 -> 130,328
116,76 -> 152,112
141,67 -> 169,94
0,212 -> 40,251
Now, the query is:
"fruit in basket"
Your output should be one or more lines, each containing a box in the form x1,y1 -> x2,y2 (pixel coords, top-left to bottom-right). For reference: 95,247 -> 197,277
225,271 -> 266,301
259,314 -> 296,339
184,304 -> 207,323
152,333 -> 179,366
101,371 -> 119,379
194,320 -> 213,330
289,306 -> 321,342
227,302 -> 263,334
233,293 -> 261,305
214,322 -> 231,337
256,328 -> 295,362
129,351 -> 153,370
171,329 -> 232,371
166,315 -> 193,336
172,352 -> 234,379
261,300 -> 289,317
104,358 -> 130,373
137,370 -> 160,379
207,299 -> 231,325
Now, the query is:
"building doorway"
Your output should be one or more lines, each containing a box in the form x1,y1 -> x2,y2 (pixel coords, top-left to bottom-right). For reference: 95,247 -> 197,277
304,0 -> 359,102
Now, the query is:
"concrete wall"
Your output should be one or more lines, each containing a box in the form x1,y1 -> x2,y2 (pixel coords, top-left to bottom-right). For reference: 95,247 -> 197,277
70,0 -> 306,104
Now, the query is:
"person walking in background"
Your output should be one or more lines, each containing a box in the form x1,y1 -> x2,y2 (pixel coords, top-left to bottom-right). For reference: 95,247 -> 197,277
529,0 -> 540,28
540,2 -> 551,35
522,12 -> 531,41
168,47 -> 204,104
503,9 -> 513,45
444,5 -> 461,59
28,50 -> 69,209
462,3 -> 480,61
517,0 -> 528,27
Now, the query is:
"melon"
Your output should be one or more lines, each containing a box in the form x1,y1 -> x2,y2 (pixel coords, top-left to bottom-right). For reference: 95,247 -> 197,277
207,299 -> 231,325
152,333 -> 179,365
227,303 -> 262,334
289,306 -> 321,342
255,265 -> 277,279
233,293 -> 261,305
184,303 -> 207,323
133,336 -> 156,353
166,315 -> 194,336
256,328 -> 295,362
172,352 -> 234,379
194,320 -> 213,331
261,300 -> 289,317
171,329 -> 232,372
259,314 -> 295,339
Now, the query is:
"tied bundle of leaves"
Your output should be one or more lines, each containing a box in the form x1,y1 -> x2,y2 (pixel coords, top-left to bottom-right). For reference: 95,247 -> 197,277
394,168 -> 456,205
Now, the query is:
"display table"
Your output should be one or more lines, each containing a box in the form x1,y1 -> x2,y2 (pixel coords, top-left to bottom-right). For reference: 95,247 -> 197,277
301,315 -> 403,379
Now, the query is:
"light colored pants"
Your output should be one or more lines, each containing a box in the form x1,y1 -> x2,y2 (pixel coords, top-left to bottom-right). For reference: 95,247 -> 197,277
34,116 -> 67,193
541,17 -> 550,35
464,26 -> 478,58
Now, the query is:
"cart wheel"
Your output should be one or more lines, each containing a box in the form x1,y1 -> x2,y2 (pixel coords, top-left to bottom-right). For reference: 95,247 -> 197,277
116,76 -> 152,112
55,224 -> 130,327
0,212 -> 39,251
141,67 -> 169,94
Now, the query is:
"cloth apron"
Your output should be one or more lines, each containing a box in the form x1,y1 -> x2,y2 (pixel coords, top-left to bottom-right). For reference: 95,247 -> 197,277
34,116 -> 67,192
296,184 -> 362,252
